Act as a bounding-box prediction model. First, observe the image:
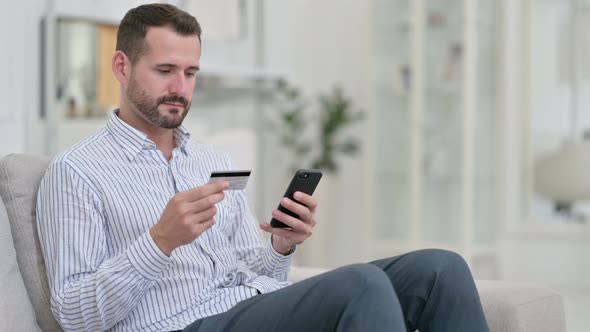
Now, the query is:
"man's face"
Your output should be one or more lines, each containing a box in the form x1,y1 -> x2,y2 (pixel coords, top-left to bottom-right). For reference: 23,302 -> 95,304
125,26 -> 201,129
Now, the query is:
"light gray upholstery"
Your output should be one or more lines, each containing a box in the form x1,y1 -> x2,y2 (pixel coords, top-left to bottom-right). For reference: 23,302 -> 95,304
477,280 -> 566,332
0,196 -> 41,331
0,154 -> 61,332
0,153 -> 567,332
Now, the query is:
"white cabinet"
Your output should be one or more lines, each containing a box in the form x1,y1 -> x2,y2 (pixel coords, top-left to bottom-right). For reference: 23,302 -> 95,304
367,0 -> 499,276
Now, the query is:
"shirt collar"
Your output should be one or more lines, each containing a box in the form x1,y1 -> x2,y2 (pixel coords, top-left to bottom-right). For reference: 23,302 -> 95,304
106,110 -> 191,160
173,123 -> 192,154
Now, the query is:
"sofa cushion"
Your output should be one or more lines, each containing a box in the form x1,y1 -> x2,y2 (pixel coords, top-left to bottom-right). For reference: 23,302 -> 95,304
476,280 -> 566,332
0,196 -> 41,331
0,154 -> 62,331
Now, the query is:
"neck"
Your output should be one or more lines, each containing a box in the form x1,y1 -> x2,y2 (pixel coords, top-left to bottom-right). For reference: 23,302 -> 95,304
117,105 -> 176,160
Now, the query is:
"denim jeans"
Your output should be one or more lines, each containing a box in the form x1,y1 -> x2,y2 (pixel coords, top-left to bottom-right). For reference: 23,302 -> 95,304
181,249 -> 489,332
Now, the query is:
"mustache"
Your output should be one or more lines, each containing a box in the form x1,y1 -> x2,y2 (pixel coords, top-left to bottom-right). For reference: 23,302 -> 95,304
158,95 -> 189,108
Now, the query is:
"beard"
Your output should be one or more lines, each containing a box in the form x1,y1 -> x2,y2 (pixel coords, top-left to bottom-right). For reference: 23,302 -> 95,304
126,74 -> 191,129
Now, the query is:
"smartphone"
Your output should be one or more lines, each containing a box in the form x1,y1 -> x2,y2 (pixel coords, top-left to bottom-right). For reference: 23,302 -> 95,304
270,169 -> 323,228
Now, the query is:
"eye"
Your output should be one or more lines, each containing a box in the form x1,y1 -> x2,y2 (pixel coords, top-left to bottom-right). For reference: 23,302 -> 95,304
157,69 -> 171,75
185,72 -> 196,78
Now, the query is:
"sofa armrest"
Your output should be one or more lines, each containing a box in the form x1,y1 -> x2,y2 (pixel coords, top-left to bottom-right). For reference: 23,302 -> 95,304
476,280 -> 566,332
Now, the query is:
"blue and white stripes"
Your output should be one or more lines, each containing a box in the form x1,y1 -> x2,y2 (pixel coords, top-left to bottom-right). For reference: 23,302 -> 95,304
36,111 -> 293,332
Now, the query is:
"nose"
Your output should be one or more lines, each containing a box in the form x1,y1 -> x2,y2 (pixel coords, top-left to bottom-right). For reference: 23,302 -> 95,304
168,72 -> 188,96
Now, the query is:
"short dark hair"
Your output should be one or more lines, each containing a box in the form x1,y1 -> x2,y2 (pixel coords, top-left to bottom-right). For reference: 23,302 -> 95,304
116,3 -> 202,64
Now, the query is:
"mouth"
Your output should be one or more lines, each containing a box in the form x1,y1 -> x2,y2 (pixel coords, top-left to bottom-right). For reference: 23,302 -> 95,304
162,102 -> 185,107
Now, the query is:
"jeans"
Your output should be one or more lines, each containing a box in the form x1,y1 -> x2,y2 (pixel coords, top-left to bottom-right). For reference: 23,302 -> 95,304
182,249 -> 489,332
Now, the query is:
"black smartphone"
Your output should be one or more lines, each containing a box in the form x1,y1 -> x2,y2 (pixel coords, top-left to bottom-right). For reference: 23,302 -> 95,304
270,169 -> 323,228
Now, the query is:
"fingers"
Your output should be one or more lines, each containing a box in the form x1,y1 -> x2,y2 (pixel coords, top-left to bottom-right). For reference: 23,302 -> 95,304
155,182 -> 228,255
195,191 -> 226,212
280,195 -> 316,226
279,197 -> 310,223
271,208 -> 313,233
259,222 -> 310,245
258,191 -> 319,248
193,205 -> 218,223
172,183 -> 227,215
191,217 -> 216,233
183,181 -> 230,202
292,192 -> 317,212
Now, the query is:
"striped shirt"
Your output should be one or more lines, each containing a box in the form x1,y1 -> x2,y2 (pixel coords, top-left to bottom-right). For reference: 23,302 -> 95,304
36,111 -> 294,332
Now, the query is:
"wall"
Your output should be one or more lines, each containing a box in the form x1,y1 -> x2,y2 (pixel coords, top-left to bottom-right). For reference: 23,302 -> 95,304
0,0 -> 45,156
530,0 -> 570,140
263,0 -> 373,267
531,0 -> 590,143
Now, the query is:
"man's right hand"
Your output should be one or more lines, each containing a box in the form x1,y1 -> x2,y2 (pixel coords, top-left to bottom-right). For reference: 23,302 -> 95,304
150,181 -> 229,256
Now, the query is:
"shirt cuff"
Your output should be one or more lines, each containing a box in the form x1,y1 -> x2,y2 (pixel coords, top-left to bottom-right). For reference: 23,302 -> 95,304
262,238 -> 295,278
126,231 -> 173,280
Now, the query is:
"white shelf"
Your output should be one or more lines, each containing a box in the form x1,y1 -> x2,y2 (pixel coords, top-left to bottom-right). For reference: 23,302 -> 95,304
199,64 -> 285,81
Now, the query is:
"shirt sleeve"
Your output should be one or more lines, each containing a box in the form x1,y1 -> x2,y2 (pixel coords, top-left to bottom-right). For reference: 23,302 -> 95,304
228,189 -> 295,281
36,161 -> 172,332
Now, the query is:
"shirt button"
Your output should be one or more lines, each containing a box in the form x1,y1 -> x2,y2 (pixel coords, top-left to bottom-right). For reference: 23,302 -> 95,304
223,272 -> 237,286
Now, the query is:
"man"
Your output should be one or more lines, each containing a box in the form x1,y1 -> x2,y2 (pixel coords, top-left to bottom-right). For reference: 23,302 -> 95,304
36,4 -> 489,332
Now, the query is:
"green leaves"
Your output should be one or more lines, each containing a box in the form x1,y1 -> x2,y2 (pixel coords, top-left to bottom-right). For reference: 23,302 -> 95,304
270,80 -> 364,173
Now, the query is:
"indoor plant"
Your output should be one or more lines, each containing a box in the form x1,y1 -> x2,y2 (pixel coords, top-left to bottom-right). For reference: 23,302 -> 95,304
268,79 -> 364,174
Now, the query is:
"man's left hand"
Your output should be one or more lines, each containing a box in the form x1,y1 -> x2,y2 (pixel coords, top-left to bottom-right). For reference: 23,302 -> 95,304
259,191 -> 317,255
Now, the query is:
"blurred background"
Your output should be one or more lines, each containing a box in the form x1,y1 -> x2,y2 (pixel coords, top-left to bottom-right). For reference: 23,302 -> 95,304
1,0 -> 589,330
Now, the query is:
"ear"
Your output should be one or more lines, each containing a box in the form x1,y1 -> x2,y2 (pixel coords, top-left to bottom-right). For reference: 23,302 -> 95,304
112,50 -> 131,84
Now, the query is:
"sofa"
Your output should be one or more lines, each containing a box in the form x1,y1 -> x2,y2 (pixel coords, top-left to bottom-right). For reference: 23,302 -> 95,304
0,153 -> 567,332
